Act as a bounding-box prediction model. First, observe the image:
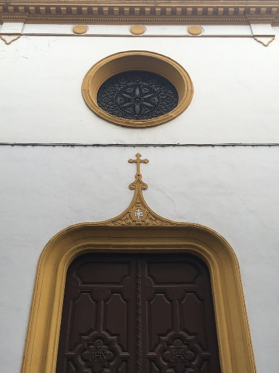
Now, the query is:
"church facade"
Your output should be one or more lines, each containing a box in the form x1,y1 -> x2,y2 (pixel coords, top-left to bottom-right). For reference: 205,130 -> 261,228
1,1 -> 279,372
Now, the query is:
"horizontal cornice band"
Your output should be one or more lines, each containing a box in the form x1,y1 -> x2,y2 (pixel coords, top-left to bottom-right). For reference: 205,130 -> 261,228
1,1 -> 279,25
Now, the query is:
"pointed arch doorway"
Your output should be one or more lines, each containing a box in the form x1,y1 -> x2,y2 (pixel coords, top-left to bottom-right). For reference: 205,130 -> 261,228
21,154 -> 256,373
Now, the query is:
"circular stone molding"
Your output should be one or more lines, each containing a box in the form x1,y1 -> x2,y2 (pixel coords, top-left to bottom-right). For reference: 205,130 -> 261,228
72,25 -> 88,34
130,25 -> 146,35
81,51 -> 194,128
187,26 -> 203,36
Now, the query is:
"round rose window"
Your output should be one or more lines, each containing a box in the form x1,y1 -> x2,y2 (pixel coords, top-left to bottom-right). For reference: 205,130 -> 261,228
81,51 -> 194,128
97,71 -> 178,120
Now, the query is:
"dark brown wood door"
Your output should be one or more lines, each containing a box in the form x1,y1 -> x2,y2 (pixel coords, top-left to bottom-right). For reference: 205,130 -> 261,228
56,254 -> 221,373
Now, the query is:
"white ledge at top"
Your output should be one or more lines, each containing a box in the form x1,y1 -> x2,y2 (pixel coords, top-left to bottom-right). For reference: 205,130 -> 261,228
0,22 -> 276,37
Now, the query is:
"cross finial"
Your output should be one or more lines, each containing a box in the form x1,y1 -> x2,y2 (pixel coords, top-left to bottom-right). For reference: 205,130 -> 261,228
128,153 -> 149,175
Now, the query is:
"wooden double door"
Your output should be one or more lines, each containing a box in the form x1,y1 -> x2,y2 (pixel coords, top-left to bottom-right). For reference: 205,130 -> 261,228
56,253 -> 221,373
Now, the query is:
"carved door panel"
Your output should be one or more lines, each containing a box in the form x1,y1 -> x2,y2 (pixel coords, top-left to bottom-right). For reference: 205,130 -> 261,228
56,254 -> 221,373
140,255 -> 221,373
56,254 -> 137,373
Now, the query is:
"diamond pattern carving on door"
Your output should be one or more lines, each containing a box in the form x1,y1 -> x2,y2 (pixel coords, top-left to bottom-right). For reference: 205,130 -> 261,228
56,254 -> 221,373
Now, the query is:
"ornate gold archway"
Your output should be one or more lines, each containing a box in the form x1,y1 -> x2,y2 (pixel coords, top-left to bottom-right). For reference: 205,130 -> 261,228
21,154 -> 256,373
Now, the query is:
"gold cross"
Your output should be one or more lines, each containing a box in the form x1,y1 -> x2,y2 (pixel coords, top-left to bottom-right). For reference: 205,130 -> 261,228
128,153 -> 149,174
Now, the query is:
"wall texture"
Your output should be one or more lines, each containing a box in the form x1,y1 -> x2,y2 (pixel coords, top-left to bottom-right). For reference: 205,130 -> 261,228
1,27 -> 279,143
1,24 -> 279,372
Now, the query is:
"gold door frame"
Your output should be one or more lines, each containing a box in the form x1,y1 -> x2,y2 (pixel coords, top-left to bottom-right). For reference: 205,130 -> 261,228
21,223 -> 256,373
21,156 -> 256,372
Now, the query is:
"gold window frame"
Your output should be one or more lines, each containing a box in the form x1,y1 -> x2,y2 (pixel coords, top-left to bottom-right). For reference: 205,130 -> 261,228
81,51 -> 194,128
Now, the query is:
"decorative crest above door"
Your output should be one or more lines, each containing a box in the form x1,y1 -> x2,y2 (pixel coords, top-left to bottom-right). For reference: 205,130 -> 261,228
106,153 -> 178,227
21,154 -> 257,373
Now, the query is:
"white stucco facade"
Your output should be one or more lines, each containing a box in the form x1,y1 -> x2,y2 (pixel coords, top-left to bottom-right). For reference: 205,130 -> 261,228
1,22 -> 279,372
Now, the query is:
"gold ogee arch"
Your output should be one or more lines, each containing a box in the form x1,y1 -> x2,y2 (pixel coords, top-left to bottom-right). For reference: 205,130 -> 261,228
21,154 -> 256,373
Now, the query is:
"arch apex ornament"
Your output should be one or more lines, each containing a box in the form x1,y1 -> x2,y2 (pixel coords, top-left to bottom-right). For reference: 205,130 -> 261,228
128,153 -> 149,190
107,153 -> 178,226
21,155 -> 257,373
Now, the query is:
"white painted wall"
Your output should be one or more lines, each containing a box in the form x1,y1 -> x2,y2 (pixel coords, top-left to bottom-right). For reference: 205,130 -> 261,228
1,24 -> 279,372
0,27 -> 279,144
1,146 -> 279,372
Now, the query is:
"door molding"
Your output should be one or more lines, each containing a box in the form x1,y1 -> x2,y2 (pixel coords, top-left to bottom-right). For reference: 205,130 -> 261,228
21,223 -> 256,373
21,155 -> 256,372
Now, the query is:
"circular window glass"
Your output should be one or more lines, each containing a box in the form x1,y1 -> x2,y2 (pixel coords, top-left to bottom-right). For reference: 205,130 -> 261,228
97,71 -> 178,120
